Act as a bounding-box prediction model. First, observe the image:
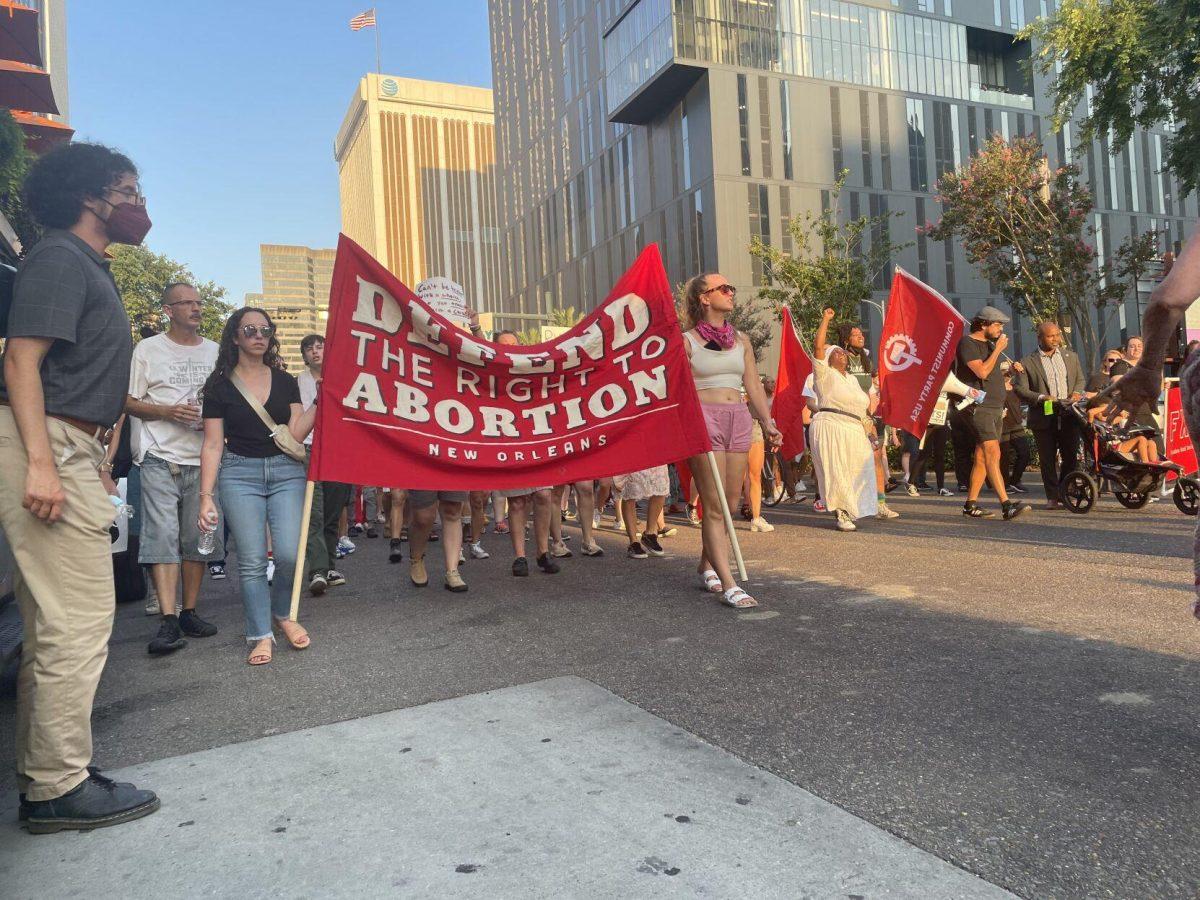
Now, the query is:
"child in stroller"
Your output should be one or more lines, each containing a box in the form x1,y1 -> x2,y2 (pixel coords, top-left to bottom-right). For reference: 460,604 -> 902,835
1086,401 -> 1159,464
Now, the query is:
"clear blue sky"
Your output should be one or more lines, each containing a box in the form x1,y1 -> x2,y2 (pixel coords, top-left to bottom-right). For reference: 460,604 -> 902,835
67,1 -> 493,304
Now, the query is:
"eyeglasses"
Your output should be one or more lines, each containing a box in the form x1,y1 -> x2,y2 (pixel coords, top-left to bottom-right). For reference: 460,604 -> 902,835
240,325 -> 274,339
703,284 -> 736,297
107,186 -> 146,207
166,299 -> 203,309
1103,357 -> 1121,365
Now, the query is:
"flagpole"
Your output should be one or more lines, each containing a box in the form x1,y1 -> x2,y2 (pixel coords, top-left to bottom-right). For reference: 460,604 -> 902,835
288,479 -> 317,622
375,9 -> 381,74
705,450 -> 748,581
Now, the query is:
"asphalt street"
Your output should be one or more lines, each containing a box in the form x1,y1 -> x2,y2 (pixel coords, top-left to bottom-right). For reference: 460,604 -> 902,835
2,484 -> 1198,897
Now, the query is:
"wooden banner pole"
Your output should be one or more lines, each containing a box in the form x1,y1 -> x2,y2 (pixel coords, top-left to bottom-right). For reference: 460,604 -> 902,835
288,479 -> 317,622
705,450 -> 748,581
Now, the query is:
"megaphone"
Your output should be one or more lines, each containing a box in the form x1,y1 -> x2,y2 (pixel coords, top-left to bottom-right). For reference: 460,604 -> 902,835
940,370 -> 987,410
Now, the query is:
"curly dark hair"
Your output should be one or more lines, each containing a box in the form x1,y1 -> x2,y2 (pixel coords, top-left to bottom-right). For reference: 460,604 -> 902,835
202,307 -> 285,399
23,142 -> 138,229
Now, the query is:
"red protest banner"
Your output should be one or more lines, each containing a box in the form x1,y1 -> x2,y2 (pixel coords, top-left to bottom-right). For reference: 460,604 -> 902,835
308,236 -> 712,490
877,267 -> 965,438
771,305 -> 813,459
1165,385 -> 1198,477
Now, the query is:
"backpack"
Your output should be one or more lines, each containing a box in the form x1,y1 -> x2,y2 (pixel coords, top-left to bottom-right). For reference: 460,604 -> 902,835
0,261 -> 16,337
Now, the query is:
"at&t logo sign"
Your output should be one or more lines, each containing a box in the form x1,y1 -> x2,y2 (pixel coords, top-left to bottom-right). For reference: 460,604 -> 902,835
380,78 -> 399,97
884,334 -> 923,372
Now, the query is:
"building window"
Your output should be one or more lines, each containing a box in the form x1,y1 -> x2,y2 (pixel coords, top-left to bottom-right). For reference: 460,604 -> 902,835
831,87 -> 844,178
781,81 -> 794,180
780,187 -> 792,255
758,77 -> 773,179
1126,138 -> 1140,212
693,190 -> 706,272
869,194 -> 890,290
748,184 -> 770,285
878,95 -> 892,190
906,98 -> 928,192
681,100 -> 692,190
737,74 -> 751,176
916,197 -> 930,282
944,237 -> 956,293
1155,134 -> 1169,214
860,92 -> 873,187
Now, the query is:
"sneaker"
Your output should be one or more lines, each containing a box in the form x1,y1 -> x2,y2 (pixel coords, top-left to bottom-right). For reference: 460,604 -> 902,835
326,569 -> 346,587
884,477 -> 901,494
148,616 -> 186,655
208,563 -> 226,580
144,590 -> 160,617
266,558 -> 275,585
904,482 -> 920,498
458,547 -> 466,565
512,556 -> 529,577
444,569 -> 468,593
835,510 -> 856,532
388,539 -> 403,564
337,536 -> 356,555
428,530 -> 439,543
592,511 -> 602,530
178,609 -> 217,638
23,768 -> 159,834
581,541 -> 605,557
687,506 -> 701,526
495,519 -> 510,535
375,512 -> 387,525
877,502 -> 900,520
410,557 -> 428,587
1002,499 -> 1032,521
659,526 -> 678,538
795,479 -> 808,492
550,539 -> 573,559
348,523 -> 364,537
788,491 -> 807,503
365,526 -> 379,539
309,572 -> 328,596
640,533 -> 665,557
469,541 -> 490,560
749,516 -> 775,532
938,488 -> 954,497
813,499 -> 827,512
962,501 -> 995,519
627,542 -> 649,559
536,552 -> 561,574
1007,483 -> 1028,495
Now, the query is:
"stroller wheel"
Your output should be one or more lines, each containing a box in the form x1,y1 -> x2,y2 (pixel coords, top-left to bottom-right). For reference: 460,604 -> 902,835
1113,489 -> 1151,510
1060,471 -> 1098,514
1174,478 -> 1200,516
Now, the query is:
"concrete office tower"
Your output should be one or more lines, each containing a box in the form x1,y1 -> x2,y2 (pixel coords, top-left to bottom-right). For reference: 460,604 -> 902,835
489,0 -> 1195,352
335,74 -> 505,321
254,245 -> 336,372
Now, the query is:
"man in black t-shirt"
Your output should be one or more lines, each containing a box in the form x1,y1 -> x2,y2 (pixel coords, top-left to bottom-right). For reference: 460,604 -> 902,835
953,306 -> 1031,520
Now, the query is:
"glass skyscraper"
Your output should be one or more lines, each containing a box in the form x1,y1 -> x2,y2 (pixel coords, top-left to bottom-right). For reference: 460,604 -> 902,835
489,0 -> 1195,353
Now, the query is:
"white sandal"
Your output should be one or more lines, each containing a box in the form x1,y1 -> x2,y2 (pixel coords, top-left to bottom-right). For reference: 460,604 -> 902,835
700,569 -> 722,593
721,586 -> 759,609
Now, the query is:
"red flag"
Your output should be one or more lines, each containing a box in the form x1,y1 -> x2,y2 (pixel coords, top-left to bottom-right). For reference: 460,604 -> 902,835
308,236 -> 712,489
1165,386 -> 1197,478
771,305 -> 812,459
877,268 -> 966,438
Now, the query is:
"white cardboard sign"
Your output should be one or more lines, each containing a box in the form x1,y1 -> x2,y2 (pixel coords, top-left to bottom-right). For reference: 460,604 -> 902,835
416,276 -> 468,327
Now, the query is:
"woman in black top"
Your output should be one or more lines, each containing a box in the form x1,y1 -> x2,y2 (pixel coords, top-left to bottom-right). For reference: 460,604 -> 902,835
198,308 -> 316,666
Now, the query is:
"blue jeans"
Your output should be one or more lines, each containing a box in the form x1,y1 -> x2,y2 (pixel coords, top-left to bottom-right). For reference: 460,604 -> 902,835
218,451 -> 307,640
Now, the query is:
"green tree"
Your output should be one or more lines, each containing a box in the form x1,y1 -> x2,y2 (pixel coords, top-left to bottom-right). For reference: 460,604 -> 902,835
108,244 -> 233,341
749,171 -> 910,345
925,135 -> 1158,367
0,109 -> 39,250
547,306 -> 582,329
1023,0 -> 1200,193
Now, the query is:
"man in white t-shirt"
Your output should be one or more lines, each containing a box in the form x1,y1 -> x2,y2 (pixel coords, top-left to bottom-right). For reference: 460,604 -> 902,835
125,283 -> 221,655
297,334 -> 350,595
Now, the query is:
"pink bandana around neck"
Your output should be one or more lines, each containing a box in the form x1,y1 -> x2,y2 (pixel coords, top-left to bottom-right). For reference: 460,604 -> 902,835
696,320 -> 736,350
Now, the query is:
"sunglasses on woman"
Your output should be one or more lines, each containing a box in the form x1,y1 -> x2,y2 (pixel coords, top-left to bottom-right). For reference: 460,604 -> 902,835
704,284 -> 736,297
240,325 -> 274,339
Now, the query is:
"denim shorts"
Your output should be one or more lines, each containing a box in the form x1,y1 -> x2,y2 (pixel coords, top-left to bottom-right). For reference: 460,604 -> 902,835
138,452 -> 224,564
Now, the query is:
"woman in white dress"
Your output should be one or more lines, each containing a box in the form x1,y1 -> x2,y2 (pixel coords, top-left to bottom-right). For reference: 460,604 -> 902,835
811,307 -> 878,531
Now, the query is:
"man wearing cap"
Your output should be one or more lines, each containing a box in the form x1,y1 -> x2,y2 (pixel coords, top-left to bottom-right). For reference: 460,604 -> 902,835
952,306 -> 1032,520
1014,321 -> 1086,509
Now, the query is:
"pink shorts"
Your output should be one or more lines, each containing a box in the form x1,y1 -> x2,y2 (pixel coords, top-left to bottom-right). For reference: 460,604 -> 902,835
701,402 -> 753,453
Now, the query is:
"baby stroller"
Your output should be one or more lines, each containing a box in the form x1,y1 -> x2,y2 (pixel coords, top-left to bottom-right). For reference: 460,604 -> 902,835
1058,401 -> 1199,515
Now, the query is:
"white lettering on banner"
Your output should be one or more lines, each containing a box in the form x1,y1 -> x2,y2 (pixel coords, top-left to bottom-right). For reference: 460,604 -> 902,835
352,278 -> 405,333
380,339 -> 406,374
605,294 -> 651,350
508,352 -> 555,375
560,396 -> 586,428
434,399 -> 473,434
457,368 -> 481,396
521,402 -> 557,435
406,303 -> 450,356
456,335 -> 497,368
554,321 -> 605,370
641,335 -> 667,360
342,373 -> 388,414
481,407 -> 519,437
394,384 -> 431,422
411,354 -> 434,388
630,365 -> 668,406
351,330 -> 377,367
910,321 -> 956,423
508,378 -> 532,402
588,383 -> 628,418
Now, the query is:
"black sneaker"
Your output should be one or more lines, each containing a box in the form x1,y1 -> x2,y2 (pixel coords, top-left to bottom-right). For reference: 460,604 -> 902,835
512,556 -> 529,577
23,768 -> 159,834
309,571 -> 328,595
388,538 -> 403,564
1002,499 -> 1032,520
627,542 -> 648,559
148,616 -> 187,655
326,569 -> 346,587
208,562 -> 226,580
536,552 -> 560,574
962,501 -> 995,519
640,533 -> 665,557
429,530 -> 440,543
365,526 -> 379,538
348,523 -> 364,537
178,609 -> 217,638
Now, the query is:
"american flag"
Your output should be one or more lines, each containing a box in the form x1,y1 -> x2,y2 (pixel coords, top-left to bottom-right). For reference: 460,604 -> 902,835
349,8 -> 376,30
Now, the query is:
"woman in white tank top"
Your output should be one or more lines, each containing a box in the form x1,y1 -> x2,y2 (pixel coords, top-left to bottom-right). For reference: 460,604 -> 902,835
680,273 -> 781,609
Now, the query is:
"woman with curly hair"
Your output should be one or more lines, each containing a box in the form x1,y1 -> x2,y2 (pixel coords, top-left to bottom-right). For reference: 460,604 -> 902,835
681,272 -> 781,608
197,308 -> 317,665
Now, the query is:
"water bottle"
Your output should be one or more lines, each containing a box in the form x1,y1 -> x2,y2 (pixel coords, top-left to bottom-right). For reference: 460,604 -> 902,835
109,494 -> 134,519
198,511 -> 218,556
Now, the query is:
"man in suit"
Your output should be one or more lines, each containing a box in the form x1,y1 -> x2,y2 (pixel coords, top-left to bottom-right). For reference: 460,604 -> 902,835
1014,321 -> 1086,509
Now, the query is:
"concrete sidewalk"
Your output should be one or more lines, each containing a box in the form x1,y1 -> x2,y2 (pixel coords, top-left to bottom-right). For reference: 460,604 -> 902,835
1,677 -> 1009,898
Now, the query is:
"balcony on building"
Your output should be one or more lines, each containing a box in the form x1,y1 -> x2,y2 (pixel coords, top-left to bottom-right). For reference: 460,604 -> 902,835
603,0 -> 705,125
966,26 -> 1034,110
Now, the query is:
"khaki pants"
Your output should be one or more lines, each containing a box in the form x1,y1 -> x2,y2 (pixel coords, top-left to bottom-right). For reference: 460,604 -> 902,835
0,406 -> 116,801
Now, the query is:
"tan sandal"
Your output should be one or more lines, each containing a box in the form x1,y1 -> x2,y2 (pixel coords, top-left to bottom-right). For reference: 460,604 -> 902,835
276,620 -> 311,650
247,639 -> 273,666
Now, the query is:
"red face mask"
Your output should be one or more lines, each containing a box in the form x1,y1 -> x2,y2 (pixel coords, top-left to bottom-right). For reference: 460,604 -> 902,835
104,201 -> 152,245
